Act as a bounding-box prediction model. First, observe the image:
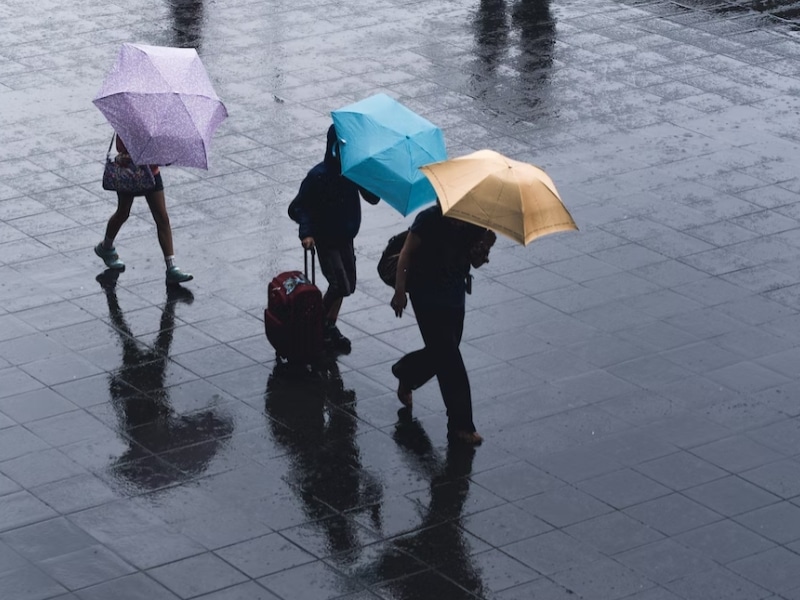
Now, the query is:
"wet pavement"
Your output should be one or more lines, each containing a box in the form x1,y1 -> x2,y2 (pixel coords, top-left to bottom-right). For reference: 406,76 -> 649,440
3,0 -> 800,598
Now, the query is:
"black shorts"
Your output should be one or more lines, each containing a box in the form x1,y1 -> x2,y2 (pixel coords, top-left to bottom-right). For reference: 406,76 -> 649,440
316,240 -> 356,297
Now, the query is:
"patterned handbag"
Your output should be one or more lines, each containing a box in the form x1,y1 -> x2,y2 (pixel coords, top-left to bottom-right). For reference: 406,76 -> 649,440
101,134 -> 156,194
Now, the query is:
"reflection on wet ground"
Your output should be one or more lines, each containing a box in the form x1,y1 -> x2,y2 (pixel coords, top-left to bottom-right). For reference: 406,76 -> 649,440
5,0 -> 800,597
98,271 -> 233,492
167,0 -> 206,49
622,0 -> 800,23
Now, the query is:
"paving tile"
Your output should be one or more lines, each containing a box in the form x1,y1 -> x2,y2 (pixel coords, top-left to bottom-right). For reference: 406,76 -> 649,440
74,573 -> 180,600
448,548 -> 539,594
257,560 -> 363,600
493,577 -> 582,600
683,476 -> 780,517
565,510 -> 665,556
665,566 -> 771,600
747,418 -> 800,456
148,552 -> 249,598
582,430 -> 677,468
501,530 -> 602,576
514,484 -> 613,528
0,564 -> 67,600
39,545 -> 136,590
0,448 -> 87,488
638,413 -> 733,450
462,502 -> 552,547
0,490 -> 58,532
576,468 -> 671,509
740,459 -> 800,499
728,547 -> 800,595
633,451 -> 727,491
214,533 -> 316,579
617,538 -> 718,585
735,501 -> 800,545
470,461 -> 562,502
690,435 -> 784,474
704,361 -> 792,395
674,519 -> 775,565
552,557 -> 656,600
698,397 -> 785,433
0,368 -> 43,397
1,517 -> 98,562
104,528 -> 207,571
624,493 -> 722,536
175,508 -> 275,550
30,473 -> 118,515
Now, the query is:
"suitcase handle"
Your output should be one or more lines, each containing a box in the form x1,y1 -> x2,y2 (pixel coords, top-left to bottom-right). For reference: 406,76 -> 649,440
304,247 -> 316,285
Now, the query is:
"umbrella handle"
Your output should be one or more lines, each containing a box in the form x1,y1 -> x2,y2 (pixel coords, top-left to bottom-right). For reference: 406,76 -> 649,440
106,133 -> 116,160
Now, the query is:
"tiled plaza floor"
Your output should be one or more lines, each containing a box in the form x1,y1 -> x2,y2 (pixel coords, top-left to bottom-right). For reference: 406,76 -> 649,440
3,0 -> 800,598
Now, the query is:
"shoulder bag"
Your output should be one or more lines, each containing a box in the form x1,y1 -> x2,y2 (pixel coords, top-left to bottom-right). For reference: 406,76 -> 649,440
102,134 -> 156,195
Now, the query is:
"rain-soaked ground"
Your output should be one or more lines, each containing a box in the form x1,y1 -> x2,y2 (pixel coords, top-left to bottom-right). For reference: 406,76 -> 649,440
4,0 -> 800,598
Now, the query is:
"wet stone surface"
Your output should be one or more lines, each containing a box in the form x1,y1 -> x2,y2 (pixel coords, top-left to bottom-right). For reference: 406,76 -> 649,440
3,0 -> 800,598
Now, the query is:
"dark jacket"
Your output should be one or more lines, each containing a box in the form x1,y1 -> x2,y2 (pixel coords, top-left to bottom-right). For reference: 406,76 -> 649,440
408,204 -> 488,307
289,125 -> 380,244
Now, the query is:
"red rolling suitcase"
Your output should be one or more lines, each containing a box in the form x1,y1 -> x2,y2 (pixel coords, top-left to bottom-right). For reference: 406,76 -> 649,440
264,248 -> 324,364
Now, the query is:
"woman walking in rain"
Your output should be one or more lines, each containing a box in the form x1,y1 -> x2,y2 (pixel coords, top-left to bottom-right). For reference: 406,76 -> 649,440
95,134 -> 193,285
390,203 -> 496,445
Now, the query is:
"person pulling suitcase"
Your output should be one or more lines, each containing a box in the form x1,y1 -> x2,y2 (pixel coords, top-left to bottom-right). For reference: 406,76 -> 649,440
289,125 -> 380,352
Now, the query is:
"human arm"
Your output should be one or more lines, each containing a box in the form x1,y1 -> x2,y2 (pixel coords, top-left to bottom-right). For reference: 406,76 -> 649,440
358,186 -> 380,205
390,231 -> 422,318
290,176 -> 320,244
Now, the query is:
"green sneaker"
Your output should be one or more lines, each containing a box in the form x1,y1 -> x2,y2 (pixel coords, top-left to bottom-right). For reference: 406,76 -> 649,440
94,243 -> 125,270
166,266 -> 193,285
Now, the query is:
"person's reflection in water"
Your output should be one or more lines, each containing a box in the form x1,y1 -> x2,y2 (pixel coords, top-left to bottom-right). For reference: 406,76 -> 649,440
513,0 -> 556,95
167,0 -> 205,49
474,0 -> 510,74
375,410 -> 484,598
97,270 -> 233,490
471,0 -> 556,112
264,358 -> 382,557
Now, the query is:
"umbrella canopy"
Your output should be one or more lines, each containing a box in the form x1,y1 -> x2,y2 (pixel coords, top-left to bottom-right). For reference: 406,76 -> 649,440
93,43 -> 228,169
331,93 -> 446,216
420,149 -> 578,246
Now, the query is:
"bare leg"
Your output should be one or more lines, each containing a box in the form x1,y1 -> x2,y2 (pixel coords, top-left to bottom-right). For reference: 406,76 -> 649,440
325,296 -> 343,323
144,189 -> 174,257
104,194 -> 135,243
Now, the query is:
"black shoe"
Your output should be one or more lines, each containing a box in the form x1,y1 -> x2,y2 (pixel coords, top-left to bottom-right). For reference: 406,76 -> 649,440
323,323 -> 351,352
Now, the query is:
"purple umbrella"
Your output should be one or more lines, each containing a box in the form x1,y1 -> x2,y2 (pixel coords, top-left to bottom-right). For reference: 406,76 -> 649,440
93,43 -> 228,169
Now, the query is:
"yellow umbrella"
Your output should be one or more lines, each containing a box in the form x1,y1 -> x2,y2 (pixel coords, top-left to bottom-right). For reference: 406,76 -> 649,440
419,149 -> 578,246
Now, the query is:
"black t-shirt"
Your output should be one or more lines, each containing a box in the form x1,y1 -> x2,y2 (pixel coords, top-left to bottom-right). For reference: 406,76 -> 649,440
408,205 -> 486,307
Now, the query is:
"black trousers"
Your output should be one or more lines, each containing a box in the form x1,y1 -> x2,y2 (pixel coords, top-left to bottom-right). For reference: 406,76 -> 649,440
393,297 -> 475,434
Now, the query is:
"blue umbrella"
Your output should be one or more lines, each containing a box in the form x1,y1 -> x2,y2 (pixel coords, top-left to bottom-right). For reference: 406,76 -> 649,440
331,94 -> 447,216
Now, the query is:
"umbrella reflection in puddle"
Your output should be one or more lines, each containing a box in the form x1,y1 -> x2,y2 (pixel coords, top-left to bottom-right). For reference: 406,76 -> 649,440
96,271 -> 233,491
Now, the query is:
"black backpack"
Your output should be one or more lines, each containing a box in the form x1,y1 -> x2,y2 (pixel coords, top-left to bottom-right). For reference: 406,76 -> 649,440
377,230 -> 408,287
